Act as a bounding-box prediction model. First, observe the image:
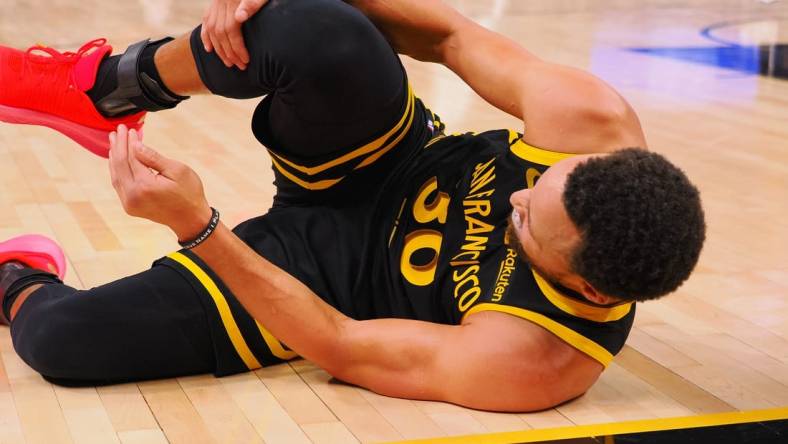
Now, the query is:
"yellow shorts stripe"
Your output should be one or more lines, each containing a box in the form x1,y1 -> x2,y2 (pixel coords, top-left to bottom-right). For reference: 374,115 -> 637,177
463,303 -> 614,367
269,88 -> 416,190
270,156 -> 344,190
167,252 -> 262,370
355,92 -> 416,168
256,322 -> 298,361
269,85 -> 415,176
532,271 -> 633,323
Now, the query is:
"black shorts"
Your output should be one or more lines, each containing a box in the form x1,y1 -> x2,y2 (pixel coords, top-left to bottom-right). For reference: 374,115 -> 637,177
10,0 -> 444,383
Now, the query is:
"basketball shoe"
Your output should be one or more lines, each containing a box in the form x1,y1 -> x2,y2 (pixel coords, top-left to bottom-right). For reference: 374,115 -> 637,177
0,39 -> 146,158
0,235 -> 66,325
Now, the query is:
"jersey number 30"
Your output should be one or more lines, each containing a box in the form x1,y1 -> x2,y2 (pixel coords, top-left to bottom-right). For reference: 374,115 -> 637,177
400,177 -> 450,286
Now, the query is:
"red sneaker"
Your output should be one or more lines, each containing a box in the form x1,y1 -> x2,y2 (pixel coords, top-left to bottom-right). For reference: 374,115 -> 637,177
0,234 -> 66,280
0,39 -> 145,158
0,234 -> 66,325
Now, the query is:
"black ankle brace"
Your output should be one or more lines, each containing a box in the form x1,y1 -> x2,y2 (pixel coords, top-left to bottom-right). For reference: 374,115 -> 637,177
94,38 -> 189,117
1,263 -> 62,324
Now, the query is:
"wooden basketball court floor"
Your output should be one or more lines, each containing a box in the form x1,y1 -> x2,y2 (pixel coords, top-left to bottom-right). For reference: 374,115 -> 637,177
1,0 -> 787,443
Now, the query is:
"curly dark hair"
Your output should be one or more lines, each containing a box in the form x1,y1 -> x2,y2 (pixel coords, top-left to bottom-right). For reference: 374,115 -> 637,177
562,148 -> 705,302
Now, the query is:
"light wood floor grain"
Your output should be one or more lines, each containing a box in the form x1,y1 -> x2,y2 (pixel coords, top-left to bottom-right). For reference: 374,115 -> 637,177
1,1 -> 787,443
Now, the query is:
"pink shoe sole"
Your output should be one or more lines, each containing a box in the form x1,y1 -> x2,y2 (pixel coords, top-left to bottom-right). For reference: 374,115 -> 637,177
0,235 -> 66,279
0,104 -> 142,159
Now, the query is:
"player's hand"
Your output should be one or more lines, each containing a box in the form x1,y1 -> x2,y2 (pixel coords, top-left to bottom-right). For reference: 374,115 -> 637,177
201,0 -> 269,70
108,124 -> 213,242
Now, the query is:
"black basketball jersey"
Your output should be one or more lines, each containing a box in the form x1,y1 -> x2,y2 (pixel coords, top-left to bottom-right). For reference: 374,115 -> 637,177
382,129 -> 636,368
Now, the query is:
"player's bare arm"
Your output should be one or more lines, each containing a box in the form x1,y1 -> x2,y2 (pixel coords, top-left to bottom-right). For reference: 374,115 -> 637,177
348,0 -> 647,153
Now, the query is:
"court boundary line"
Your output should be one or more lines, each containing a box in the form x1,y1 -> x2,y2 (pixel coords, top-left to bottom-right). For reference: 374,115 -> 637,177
384,406 -> 788,444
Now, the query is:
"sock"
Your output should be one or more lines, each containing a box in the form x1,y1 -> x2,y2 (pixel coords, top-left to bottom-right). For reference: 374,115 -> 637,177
86,55 -> 126,115
87,39 -> 188,117
1,262 -> 27,321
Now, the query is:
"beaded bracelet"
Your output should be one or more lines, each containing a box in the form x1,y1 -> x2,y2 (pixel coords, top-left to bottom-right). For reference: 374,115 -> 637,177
179,207 -> 220,249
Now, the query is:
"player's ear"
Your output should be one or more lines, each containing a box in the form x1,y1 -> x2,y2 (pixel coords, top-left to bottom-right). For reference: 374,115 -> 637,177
578,280 -> 618,305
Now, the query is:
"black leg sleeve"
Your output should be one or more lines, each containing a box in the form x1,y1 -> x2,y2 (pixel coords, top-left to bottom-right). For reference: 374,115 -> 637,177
189,0 -> 407,158
10,265 -> 216,386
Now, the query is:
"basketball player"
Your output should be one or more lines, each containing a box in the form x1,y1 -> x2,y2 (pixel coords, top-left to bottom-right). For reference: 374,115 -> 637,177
0,0 -> 705,411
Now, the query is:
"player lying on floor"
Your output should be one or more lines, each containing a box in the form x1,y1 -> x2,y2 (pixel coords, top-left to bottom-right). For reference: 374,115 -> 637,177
0,0 -> 705,411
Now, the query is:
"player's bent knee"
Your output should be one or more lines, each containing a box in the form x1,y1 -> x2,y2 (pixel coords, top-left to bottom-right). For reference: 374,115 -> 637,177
244,0 -> 392,74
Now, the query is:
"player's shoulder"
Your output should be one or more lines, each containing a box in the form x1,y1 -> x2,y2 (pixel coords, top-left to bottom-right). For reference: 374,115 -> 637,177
461,256 -> 636,369
520,69 -> 648,155
459,306 -> 605,397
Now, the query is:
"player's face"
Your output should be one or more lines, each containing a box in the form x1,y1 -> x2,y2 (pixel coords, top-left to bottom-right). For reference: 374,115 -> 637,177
507,156 -> 590,290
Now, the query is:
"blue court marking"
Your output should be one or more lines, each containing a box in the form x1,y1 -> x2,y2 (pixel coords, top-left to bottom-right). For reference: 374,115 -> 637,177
699,19 -> 770,47
628,45 -> 767,75
627,18 -> 787,79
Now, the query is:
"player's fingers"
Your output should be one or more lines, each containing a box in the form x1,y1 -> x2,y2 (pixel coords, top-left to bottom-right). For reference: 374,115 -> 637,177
115,125 -> 132,180
206,8 -> 227,66
200,18 -> 213,53
109,124 -> 133,186
134,143 -> 182,181
222,3 -> 241,68
204,5 -> 218,53
108,132 -> 120,192
218,5 -> 240,68
225,16 -> 248,69
127,129 -> 151,180
235,0 -> 267,22
212,6 -> 233,68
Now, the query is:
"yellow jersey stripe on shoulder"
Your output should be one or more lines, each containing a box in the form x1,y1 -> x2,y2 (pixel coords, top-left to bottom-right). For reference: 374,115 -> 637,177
168,252 -> 262,370
463,303 -> 614,367
269,85 -> 415,176
533,271 -> 633,323
507,129 -> 521,144
510,137 -> 575,167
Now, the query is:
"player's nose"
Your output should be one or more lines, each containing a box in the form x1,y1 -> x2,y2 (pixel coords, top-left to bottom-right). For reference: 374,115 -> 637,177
509,189 -> 530,209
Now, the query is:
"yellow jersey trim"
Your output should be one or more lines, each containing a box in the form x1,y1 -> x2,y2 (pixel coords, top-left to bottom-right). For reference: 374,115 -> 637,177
532,271 -> 633,323
507,129 -> 521,144
387,407 -> 788,444
168,252 -> 262,370
256,322 -> 298,361
269,86 -> 415,176
463,303 -> 614,367
509,134 -> 575,166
